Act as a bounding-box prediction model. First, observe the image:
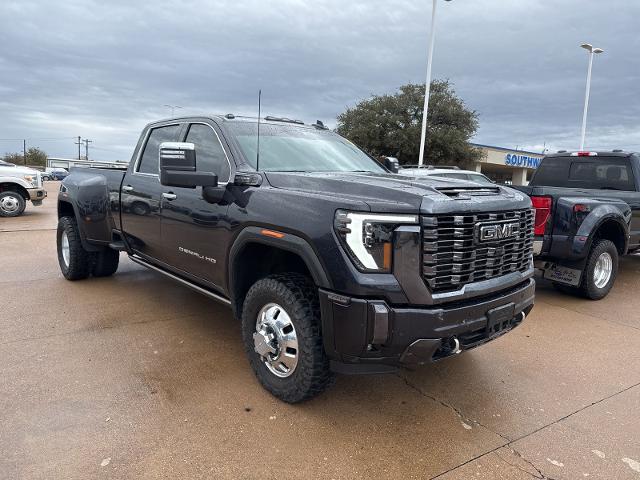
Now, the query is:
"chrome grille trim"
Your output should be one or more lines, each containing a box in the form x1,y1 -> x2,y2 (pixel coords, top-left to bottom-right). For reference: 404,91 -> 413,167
422,209 -> 534,293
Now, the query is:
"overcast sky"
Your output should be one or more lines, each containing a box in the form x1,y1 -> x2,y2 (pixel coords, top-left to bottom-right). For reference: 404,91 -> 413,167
1,0 -> 639,161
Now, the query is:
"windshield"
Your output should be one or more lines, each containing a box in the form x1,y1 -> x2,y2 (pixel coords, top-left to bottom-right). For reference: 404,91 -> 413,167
225,122 -> 386,173
436,172 -> 494,185
0,160 -> 16,167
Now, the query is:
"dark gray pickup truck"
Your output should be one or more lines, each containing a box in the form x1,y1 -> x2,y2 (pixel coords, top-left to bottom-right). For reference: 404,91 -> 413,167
56,114 -> 536,402
515,151 -> 640,299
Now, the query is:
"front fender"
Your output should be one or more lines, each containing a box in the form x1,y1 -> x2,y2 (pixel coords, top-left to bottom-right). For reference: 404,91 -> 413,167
0,176 -> 33,190
228,226 -> 332,291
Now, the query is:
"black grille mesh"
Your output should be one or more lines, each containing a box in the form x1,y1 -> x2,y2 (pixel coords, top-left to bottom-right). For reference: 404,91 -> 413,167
422,209 -> 534,293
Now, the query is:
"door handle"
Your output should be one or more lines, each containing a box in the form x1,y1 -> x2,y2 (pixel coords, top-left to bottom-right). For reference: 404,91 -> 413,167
122,185 -> 134,192
162,192 -> 177,201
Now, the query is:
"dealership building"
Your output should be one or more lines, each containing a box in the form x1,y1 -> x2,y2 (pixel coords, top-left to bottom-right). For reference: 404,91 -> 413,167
469,143 -> 544,185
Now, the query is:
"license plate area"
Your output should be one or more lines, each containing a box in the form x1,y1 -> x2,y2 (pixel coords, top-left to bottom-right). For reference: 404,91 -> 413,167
543,264 -> 582,286
486,303 -> 516,337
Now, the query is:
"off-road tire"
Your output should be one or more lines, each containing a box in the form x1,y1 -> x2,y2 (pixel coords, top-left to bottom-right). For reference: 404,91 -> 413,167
578,239 -> 618,300
0,191 -> 26,217
92,249 -> 120,277
57,216 -> 94,280
241,273 -> 334,403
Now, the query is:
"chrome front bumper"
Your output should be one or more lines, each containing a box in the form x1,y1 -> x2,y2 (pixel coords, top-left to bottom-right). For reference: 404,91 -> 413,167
27,188 -> 47,202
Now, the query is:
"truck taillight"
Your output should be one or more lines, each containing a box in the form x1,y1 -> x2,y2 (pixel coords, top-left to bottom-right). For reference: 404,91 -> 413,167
531,196 -> 552,236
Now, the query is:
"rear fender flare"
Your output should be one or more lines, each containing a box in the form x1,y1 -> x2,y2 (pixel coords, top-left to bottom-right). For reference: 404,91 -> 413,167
57,198 -> 103,252
574,205 -> 630,256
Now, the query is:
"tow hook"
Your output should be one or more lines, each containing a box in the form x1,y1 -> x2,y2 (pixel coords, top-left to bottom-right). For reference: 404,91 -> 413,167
449,337 -> 462,355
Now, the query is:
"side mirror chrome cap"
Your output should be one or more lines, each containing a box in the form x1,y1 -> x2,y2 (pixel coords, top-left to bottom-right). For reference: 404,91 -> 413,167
159,142 -> 218,189
159,142 -> 197,173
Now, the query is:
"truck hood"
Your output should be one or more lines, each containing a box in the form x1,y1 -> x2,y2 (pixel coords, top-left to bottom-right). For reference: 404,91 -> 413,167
264,171 -> 531,214
0,165 -> 39,176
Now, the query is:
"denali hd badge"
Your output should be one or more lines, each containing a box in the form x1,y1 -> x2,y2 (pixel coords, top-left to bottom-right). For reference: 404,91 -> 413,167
477,221 -> 519,242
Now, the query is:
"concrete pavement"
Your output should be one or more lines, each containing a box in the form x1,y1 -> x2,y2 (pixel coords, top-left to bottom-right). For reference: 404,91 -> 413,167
1,182 -> 639,479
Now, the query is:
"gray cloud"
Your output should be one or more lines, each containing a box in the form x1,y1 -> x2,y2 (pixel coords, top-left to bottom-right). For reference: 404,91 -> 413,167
1,0 -> 639,161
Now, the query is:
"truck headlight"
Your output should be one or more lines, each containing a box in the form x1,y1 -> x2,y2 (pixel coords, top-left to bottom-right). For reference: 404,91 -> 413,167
334,210 -> 418,272
23,175 -> 36,187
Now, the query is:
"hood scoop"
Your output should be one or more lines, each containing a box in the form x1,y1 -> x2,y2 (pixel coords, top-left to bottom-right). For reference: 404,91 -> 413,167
436,186 -> 501,198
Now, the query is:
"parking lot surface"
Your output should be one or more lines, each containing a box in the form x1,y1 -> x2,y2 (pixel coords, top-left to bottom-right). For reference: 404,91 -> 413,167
2,183 -> 640,479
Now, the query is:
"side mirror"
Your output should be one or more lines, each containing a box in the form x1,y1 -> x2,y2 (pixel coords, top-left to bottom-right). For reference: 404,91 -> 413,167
159,142 -> 218,188
383,157 -> 400,174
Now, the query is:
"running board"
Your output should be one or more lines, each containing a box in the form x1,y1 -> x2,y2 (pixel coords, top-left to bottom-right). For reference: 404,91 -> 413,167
109,241 -> 127,251
129,256 -> 232,306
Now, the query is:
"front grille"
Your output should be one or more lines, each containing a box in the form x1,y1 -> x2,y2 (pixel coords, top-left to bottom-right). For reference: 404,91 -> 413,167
422,209 -> 534,293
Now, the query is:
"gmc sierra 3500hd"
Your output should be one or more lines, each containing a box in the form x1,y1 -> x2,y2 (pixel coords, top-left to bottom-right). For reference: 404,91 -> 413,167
56,115 -> 535,402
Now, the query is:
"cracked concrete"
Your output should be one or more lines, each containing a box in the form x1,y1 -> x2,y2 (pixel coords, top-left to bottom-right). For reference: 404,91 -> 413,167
1,183 -> 639,479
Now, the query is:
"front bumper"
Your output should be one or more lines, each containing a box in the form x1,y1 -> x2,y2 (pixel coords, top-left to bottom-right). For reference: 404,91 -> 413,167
320,278 -> 535,374
27,187 -> 47,203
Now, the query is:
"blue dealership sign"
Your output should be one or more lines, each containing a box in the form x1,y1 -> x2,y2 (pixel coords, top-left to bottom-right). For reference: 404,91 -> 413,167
505,153 -> 541,169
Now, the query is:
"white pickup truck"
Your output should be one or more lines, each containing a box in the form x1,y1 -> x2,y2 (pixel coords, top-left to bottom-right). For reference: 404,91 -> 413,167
0,160 -> 47,217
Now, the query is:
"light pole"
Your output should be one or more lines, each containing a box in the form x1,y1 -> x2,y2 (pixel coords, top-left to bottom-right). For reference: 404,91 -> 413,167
579,43 -> 604,151
418,0 -> 452,167
163,104 -> 183,117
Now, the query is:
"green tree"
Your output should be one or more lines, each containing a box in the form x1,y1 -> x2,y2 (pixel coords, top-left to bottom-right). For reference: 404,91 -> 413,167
2,152 -> 24,165
2,148 -> 47,167
25,147 -> 47,167
336,81 -> 483,168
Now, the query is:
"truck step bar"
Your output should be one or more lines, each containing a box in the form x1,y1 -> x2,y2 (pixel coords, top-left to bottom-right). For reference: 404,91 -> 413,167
109,241 -> 127,251
129,255 -> 232,306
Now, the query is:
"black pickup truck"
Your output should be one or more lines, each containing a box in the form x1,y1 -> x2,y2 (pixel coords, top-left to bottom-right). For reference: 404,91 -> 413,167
515,151 -> 640,300
56,115 -> 535,402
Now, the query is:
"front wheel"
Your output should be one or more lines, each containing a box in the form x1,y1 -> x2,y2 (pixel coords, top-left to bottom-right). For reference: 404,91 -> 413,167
578,239 -> 619,300
241,274 -> 334,403
0,191 -> 26,217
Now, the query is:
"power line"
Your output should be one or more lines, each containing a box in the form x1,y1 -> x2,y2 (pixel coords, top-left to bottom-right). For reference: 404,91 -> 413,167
0,137 -> 77,142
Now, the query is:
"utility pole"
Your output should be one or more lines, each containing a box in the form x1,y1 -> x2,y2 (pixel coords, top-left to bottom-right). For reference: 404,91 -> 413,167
74,136 -> 82,161
83,139 -> 92,160
23,139 -> 27,165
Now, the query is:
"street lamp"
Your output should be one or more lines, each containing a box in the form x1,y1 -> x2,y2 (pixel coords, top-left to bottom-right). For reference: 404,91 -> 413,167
163,104 -> 183,117
418,0 -> 452,167
579,43 -> 604,151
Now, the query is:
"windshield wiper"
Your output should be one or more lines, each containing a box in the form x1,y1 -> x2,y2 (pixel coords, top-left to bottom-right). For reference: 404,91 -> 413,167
600,186 -> 621,190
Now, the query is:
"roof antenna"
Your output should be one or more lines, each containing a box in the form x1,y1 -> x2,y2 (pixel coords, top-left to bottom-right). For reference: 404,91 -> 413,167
256,89 -> 262,171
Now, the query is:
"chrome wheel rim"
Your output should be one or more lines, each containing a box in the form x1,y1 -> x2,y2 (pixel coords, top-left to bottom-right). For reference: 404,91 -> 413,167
593,252 -> 613,289
253,303 -> 299,378
0,195 -> 20,214
61,232 -> 70,267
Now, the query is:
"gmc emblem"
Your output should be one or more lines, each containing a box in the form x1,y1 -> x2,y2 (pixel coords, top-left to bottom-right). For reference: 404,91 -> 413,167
478,221 -> 519,242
